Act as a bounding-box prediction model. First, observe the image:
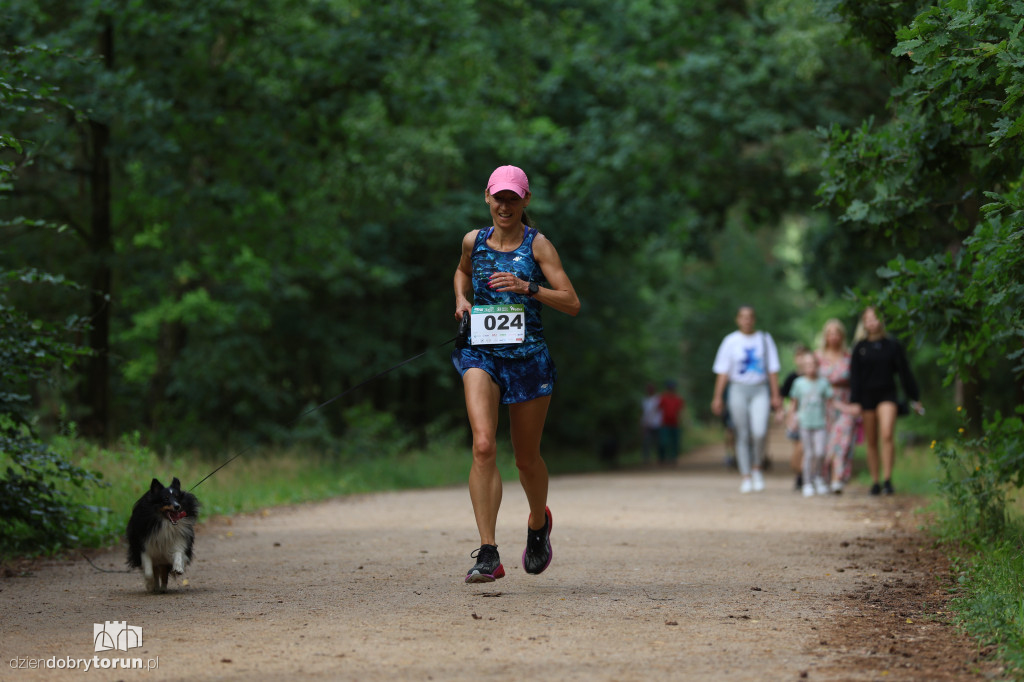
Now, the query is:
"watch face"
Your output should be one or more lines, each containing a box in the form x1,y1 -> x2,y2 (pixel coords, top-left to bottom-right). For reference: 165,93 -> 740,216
529,282 -> 539,294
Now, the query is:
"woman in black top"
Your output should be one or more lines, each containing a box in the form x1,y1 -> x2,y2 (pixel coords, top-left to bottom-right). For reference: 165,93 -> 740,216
849,307 -> 923,495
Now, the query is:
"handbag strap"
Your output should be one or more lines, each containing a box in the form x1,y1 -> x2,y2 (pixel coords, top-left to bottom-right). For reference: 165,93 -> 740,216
761,331 -> 770,378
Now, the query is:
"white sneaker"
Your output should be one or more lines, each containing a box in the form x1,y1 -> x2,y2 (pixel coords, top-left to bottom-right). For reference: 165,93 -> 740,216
814,477 -> 829,495
752,470 -> 765,492
830,480 -> 844,494
740,478 -> 754,494
802,483 -> 815,498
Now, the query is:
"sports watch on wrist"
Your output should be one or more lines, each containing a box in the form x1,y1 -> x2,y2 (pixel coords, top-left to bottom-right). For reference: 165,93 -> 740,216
527,282 -> 540,297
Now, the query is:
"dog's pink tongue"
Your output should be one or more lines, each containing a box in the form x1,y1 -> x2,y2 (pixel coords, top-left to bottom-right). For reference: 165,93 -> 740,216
173,510 -> 188,521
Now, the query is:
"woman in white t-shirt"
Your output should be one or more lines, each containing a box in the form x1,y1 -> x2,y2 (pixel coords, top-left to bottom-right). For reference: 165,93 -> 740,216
710,306 -> 783,493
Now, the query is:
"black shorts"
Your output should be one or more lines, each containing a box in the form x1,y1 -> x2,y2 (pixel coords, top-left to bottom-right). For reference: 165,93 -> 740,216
859,387 -> 898,411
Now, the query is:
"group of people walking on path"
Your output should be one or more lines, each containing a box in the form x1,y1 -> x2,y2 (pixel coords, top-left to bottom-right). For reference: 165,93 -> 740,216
711,305 -> 923,497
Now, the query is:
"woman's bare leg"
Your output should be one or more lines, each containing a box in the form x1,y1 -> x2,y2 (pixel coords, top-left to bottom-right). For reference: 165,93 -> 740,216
509,395 -> 551,530
875,401 -> 898,482
463,369 -> 502,545
862,410 -> 879,483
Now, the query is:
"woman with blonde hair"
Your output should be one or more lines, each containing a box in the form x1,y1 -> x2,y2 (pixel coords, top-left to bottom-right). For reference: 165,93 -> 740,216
816,318 -> 856,492
849,307 -> 923,495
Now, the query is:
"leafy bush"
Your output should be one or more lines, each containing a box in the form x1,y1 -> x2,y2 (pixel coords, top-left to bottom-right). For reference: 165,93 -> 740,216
0,271 -> 105,558
934,410 -> 1024,539
0,46 -> 105,558
0,431 -> 106,557
821,0 -> 1024,527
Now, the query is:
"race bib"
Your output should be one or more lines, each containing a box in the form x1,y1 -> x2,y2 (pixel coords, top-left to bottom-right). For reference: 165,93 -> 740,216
471,304 -> 525,345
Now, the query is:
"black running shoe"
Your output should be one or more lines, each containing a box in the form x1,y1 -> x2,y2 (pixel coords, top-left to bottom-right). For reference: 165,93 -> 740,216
465,544 -> 504,584
870,482 -> 882,496
882,479 -> 894,495
522,506 -> 553,575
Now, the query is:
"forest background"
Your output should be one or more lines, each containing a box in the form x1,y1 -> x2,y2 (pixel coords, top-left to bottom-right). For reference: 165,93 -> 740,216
3,0 -> 1024,668
9,0 -> 1015,448
9,0 -> 903,453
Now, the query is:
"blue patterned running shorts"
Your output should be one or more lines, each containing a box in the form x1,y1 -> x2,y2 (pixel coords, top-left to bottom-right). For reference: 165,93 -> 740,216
451,347 -> 557,404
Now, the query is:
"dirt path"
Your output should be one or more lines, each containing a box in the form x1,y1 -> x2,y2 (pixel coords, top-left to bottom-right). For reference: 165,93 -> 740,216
0,428 -> 1003,681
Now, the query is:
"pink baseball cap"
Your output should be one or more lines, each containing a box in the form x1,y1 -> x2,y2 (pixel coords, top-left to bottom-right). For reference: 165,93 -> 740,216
486,165 -> 530,198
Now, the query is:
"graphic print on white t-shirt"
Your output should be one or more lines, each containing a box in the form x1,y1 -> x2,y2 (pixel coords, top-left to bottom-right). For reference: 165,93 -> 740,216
712,330 -> 780,385
739,344 -> 764,377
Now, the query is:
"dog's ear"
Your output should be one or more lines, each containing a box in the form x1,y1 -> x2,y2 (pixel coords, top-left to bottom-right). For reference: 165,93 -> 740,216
171,477 -> 181,491
150,478 -> 164,493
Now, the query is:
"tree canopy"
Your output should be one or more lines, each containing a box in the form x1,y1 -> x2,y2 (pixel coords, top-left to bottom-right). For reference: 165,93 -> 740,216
814,0 -> 1024,531
2,0 -> 945,455
818,0 -> 1024,418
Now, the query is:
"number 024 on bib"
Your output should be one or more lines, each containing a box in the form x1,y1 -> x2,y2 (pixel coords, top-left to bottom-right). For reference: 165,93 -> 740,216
471,304 -> 525,345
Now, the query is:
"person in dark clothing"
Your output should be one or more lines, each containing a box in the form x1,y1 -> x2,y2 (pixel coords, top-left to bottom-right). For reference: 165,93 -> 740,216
848,307 -> 923,495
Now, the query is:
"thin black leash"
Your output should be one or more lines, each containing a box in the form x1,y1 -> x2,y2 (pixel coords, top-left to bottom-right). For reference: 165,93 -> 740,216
80,551 -> 132,573
189,326 -> 466,492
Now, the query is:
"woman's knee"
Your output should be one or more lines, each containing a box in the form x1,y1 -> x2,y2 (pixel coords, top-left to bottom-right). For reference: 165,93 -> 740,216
514,451 -> 545,473
472,436 -> 498,463
877,420 -> 897,445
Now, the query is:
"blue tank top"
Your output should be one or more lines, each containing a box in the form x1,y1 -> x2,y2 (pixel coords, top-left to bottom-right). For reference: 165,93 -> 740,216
470,225 -> 546,358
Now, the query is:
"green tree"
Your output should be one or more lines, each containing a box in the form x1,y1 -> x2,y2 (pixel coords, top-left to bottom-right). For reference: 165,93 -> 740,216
817,0 -> 1024,528
2,0 -> 892,456
0,44 -> 103,557
818,0 -> 1024,408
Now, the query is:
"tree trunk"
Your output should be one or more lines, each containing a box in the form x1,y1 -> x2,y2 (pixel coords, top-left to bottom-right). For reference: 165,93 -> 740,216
80,16 -> 114,442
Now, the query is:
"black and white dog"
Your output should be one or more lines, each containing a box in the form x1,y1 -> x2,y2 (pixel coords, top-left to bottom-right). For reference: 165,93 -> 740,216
126,477 -> 199,593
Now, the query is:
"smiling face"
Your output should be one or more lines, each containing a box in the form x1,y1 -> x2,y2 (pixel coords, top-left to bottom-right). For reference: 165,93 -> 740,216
486,189 -> 530,230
